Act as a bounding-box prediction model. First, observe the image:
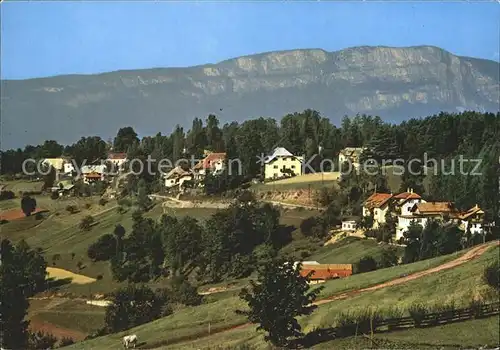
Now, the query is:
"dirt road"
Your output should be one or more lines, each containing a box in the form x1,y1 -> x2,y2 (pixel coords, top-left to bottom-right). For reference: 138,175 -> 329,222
315,240 -> 499,305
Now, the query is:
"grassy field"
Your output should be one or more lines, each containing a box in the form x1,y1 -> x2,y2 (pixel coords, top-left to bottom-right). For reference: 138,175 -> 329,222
28,298 -> 105,336
22,201 -> 321,340
309,236 -> 403,264
252,172 -> 339,192
64,245 -> 498,349
313,316 -> 500,349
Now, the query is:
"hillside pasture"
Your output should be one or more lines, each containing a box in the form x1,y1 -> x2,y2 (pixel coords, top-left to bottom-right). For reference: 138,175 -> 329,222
63,244 -> 498,349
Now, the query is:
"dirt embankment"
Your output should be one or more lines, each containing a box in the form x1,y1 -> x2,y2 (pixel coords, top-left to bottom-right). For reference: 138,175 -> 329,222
257,189 -> 317,207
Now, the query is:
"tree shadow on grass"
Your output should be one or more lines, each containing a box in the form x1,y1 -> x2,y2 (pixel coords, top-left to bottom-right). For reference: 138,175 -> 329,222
289,327 -> 338,349
46,277 -> 73,291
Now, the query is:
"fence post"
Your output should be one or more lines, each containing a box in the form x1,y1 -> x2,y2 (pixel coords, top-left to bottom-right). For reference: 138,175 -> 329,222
370,312 -> 374,347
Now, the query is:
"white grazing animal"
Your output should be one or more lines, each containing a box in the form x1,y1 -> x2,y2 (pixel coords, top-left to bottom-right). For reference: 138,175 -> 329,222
122,334 -> 138,348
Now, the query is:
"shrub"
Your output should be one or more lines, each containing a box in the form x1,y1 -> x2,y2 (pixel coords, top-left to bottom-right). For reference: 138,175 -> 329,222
35,212 -> 44,220
300,217 -> 317,236
96,274 -> 103,281
408,303 -> 427,327
65,205 -> 78,214
355,256 -> 378,274
50,191 -> 59,200
335,312 -> 357,337
99,198 -> 107,206
117,206 -> 126,214
300,250 -> 311,259
0,190 -> 15,200
28,331 -> 58,349
384,307 -> 404,331
0,219 -> 9,225
483,260 -> 499,290
79,215 -> 95,231
84,203 -> 92,209
52,254 -> 61,261
59,337 -> 74,347
469,298 -> 485,319
77,261 -> 84,270
117,198 -> 132,207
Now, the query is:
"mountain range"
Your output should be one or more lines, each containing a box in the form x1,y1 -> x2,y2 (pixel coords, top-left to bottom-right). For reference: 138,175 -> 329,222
1,45 -> 499,149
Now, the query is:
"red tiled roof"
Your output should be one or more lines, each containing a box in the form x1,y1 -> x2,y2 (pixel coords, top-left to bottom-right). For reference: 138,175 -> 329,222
194,152 -> 226,170
85,172 -> 102,179
364,193 -> 393,209
414,202 -> 455,214
394,192 -> 422,200
108,152 -> 127,160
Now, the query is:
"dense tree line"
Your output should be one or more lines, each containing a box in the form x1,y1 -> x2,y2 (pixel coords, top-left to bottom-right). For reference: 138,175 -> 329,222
2,110 -> 498,222
88,192 -> 292,284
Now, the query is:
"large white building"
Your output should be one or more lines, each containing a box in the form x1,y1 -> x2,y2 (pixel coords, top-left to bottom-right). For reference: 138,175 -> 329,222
264,147 -> 303,180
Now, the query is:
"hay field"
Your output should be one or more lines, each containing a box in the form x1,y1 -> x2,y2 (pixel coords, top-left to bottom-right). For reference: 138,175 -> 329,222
46,267 -> 96,284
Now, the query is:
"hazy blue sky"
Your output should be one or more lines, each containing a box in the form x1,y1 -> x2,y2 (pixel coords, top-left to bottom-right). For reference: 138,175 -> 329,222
2,1 -> 499,80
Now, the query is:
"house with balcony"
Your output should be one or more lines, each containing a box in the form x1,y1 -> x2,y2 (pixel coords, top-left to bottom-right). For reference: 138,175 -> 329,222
396,201 -> 459,241
264,147 -> 303,180
81,165 -> 106,184
164,166 -> 194,189
459,204 -> 485,235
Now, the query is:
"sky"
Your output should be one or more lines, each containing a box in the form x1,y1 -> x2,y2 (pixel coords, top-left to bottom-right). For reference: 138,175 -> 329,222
1,1 -> 499,80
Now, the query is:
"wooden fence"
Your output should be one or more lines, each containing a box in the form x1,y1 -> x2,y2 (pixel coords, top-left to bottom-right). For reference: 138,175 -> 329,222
378,301 -> 499,330
300,301 -> 500,346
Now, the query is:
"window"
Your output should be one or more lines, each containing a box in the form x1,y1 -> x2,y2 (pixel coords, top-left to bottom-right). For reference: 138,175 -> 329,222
291,165 -> 296,169
273,165 -> 278,169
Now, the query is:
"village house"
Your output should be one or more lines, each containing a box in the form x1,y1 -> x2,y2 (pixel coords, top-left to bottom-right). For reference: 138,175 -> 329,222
459,204 -> 485,235
163,166 -> 193,189
193,151 -> 226,179
394,189 -> 425,216
338,147 -> 366,168
42,158 -> 75,174
106,152 -> 128,170
264,147 -> 303,180
50,180 -> 76,197
81,165 -> 106,184
396,201 -> 458,241
341,216 -> 359,232
362,192 -> 393,228
299,263 -> 353,283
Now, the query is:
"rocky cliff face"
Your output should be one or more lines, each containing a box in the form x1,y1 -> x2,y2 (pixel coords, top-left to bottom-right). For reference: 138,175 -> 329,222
1,45 -> 498,149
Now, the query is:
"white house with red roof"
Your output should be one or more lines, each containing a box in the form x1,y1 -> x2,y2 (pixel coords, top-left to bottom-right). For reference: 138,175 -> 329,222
362,192 -> 393,228
193,151 -> 226,179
